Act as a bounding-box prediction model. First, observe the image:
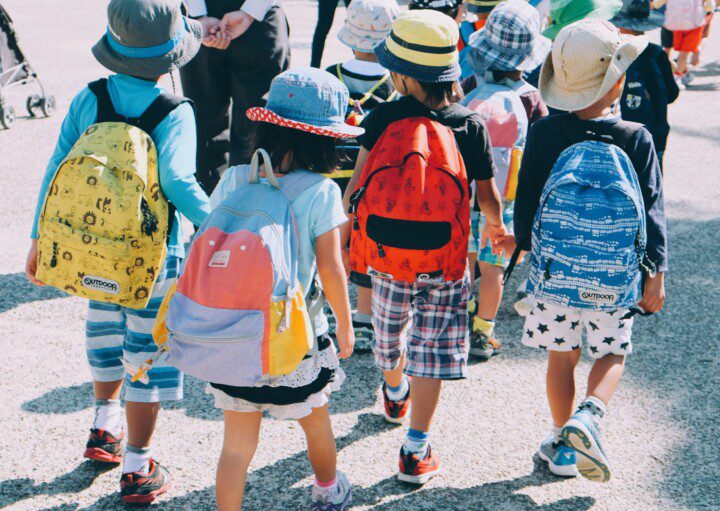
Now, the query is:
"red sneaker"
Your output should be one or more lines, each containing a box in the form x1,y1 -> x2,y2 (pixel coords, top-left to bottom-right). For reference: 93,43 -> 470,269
398,445 -> 441,484
120,458 -> 172,504
382,383 -> 410,424
83,429 -> 125,464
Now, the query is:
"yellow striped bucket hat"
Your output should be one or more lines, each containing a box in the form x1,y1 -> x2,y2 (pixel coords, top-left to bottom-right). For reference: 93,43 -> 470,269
374,10 -> 461,82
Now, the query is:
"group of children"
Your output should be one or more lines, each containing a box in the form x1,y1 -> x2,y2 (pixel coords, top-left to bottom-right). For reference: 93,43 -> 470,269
25,0 -> 675,509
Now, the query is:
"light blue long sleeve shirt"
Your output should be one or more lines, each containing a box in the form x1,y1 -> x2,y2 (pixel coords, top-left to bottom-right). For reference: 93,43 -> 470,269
31,74 -> 211,259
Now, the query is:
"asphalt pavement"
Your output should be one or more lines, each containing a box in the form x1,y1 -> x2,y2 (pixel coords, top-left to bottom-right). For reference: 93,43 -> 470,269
0,1 -> 719,510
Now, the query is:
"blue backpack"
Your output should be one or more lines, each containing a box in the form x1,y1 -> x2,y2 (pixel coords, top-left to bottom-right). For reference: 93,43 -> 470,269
524,140 -> 647,310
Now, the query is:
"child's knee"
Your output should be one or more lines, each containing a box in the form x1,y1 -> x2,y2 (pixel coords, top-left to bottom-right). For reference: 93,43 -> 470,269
548,349 -> 581,367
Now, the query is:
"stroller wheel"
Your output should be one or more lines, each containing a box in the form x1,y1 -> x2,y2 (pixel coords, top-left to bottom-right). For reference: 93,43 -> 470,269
1,105 -> 15,129
41,96 -> 56,117
26,94 -> 42,117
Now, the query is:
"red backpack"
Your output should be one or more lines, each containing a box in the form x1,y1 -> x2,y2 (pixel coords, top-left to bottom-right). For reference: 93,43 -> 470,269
349,117 -> 470,283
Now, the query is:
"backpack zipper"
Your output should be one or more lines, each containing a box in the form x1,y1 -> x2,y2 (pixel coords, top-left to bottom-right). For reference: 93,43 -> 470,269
167,326 -> 259,344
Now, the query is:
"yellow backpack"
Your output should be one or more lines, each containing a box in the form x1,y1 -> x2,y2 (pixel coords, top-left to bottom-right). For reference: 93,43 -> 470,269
36,79 -> 184,309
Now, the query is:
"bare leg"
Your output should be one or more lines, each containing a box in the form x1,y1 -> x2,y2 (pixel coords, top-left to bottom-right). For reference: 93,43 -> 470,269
586,354 -> 625,406
216,411 -> 262,511
125,402 -> 160,449
356,286 -> 372,317
476,262 -> 504,321
94,380 -> 123,401
297,404 -> 337,483
676,51 -> 690,76
408,377 -> 442,432
547,350 -> 582,427
383,354 -> 406,388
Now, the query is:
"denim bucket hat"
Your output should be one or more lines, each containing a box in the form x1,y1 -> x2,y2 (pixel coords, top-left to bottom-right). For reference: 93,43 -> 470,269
246,67 -> 365,139
375,10 -> 461,82
338,0 -> 399,52
92,0 -> 202,80
467,0 -> 551,75
610,0 -> 665,32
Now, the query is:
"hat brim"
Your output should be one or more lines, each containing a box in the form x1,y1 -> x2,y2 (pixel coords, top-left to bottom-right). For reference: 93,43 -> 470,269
542,2 -> 623,40
539,34 -> 648,111
468,30 -> 552,74
337,25 -> 387,52
610,10 -> 665,32
246,107 -> 364,139
375,39 -> 461,83
91,17 -> 202,80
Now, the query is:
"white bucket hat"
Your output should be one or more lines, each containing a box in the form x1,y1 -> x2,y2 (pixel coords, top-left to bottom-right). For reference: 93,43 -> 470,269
337,0 -> 400,52
539,18 -> 648,112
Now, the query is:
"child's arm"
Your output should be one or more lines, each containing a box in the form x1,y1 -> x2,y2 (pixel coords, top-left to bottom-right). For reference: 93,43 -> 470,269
317,227 -> 355,358
154,103 -> 212,226
475,178 -> 507,250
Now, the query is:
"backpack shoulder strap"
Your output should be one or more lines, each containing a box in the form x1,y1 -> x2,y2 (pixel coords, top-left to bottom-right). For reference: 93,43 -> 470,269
279,171 -> 327,203
554,114 -> 638,152
134,92 -> 190,135
88,78 -> 123,124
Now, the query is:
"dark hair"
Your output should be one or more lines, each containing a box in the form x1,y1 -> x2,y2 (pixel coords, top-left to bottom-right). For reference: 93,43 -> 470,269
251,122 -> 340,174
417,80 -> 464,107
408,1 -> 459,20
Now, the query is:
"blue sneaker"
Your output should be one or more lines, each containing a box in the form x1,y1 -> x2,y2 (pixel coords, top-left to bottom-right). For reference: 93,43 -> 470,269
562,410 -> 612,482
311,471 -> 352,510
538,435 -> 578,477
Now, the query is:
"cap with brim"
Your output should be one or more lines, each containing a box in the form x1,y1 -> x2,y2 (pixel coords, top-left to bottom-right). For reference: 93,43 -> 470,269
609,0 -> 664,32
539,19 -> 648,111
375,10 -> 461,83
337,0 -> 398,53
92,0 -> 202,80
467,0 -> 502,14
467,0 -> 552,74
543,0 -> 622,40
246,67 -> 364,139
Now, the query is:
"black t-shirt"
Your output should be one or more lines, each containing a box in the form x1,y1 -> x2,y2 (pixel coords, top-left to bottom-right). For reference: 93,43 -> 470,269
357,95 -> 497,183
514,114 -> 668,273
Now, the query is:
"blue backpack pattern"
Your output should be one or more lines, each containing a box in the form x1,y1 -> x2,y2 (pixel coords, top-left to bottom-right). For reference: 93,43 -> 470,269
525,141 -> 647,310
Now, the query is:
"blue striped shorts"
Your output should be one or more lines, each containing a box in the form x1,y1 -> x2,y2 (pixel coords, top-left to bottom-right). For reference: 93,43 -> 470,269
85,257 -> 182,403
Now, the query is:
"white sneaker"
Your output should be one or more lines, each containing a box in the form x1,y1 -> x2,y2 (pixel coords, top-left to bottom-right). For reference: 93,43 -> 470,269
311,471 -> 352,511
681,71 -> 695,86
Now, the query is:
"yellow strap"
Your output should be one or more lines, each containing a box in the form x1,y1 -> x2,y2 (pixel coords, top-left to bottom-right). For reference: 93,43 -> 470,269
322,169 -> 355,179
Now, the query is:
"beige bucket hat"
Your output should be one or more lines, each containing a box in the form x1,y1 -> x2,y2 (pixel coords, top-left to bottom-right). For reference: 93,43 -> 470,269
539,18 -> 648,112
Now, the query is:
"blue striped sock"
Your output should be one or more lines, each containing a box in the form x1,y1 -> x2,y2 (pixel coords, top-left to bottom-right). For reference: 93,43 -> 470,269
403,428 -> 429,457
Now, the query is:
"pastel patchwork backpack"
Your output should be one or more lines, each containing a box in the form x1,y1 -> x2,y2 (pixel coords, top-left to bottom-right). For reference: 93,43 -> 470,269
156,150 -> 326,387
35,79 -> 181,308
461,76 -> 529,200
349,116 -> 470,283
524,140 -> 648,310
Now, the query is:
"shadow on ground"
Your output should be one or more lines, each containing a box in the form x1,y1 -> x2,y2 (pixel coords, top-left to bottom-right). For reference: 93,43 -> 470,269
0,272 -> 67,313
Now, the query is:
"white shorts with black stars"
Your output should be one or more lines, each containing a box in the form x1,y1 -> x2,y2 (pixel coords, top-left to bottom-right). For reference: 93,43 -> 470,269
519,299 -> 634,359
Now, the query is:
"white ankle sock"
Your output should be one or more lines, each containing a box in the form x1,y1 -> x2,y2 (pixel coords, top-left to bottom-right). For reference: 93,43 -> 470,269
123,446 -> 151,474
385,377 -> 409,401
552,425 -> 562,443
313,476 -> 339,499
93,399 -> 122,436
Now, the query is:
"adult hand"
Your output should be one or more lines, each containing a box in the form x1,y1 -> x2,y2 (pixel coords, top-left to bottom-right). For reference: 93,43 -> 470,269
219,10 -> 255,41
638,272 -> 665,313
198,16 -> 231,49
25,239 -> 44,286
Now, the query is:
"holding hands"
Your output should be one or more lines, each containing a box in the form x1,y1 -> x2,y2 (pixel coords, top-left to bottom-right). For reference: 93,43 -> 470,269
199,11 -> 255,50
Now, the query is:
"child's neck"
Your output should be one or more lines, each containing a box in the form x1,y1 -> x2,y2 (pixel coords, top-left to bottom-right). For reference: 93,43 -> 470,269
353,51 -> 378,63
574,103 -> 614,120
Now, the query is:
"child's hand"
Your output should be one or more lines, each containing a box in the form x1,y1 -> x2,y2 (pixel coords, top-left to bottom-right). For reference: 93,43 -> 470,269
480,222 -> 508,252
492,234 -> 516,257
25,239 -> 44,286
335,321 -> 355,359
638,272 -> 665,313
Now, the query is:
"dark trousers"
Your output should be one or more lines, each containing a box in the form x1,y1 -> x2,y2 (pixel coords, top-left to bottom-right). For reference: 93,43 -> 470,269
180,2 -> 290,193
311,0 -> 350,68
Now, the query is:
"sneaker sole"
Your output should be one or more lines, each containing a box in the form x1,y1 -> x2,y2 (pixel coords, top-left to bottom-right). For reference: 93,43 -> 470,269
397,465 -> 441,485
121,482 -> 171,504
537,449 -> 578,478
83,447 -> 123,464
562,420 -> 611,482
383,410 -> 408,425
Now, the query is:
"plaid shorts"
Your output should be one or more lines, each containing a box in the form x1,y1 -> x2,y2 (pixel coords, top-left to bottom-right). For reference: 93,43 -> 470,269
85,257 -> 182,403
371,273 -> 471,380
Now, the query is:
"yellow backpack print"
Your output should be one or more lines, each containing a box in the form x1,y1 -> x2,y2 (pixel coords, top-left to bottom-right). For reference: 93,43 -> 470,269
36,79 -> 184,309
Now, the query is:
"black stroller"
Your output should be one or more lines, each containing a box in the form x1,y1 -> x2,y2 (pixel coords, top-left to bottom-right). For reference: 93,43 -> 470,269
0,3 -> 54,129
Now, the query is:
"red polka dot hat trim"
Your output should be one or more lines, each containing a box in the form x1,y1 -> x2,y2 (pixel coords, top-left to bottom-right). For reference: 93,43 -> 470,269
246,107 -> 364,139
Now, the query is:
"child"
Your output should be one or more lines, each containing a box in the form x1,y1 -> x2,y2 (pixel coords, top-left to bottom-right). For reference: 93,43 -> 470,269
24,0 -> 211,503
207,68 -> 357,511
343,10 -> 505,483
326,0 -> 399,352
460,0 -> 550,359
506,19 -> 667,480
611,0 -> 680,170
658,0 -> 707,85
